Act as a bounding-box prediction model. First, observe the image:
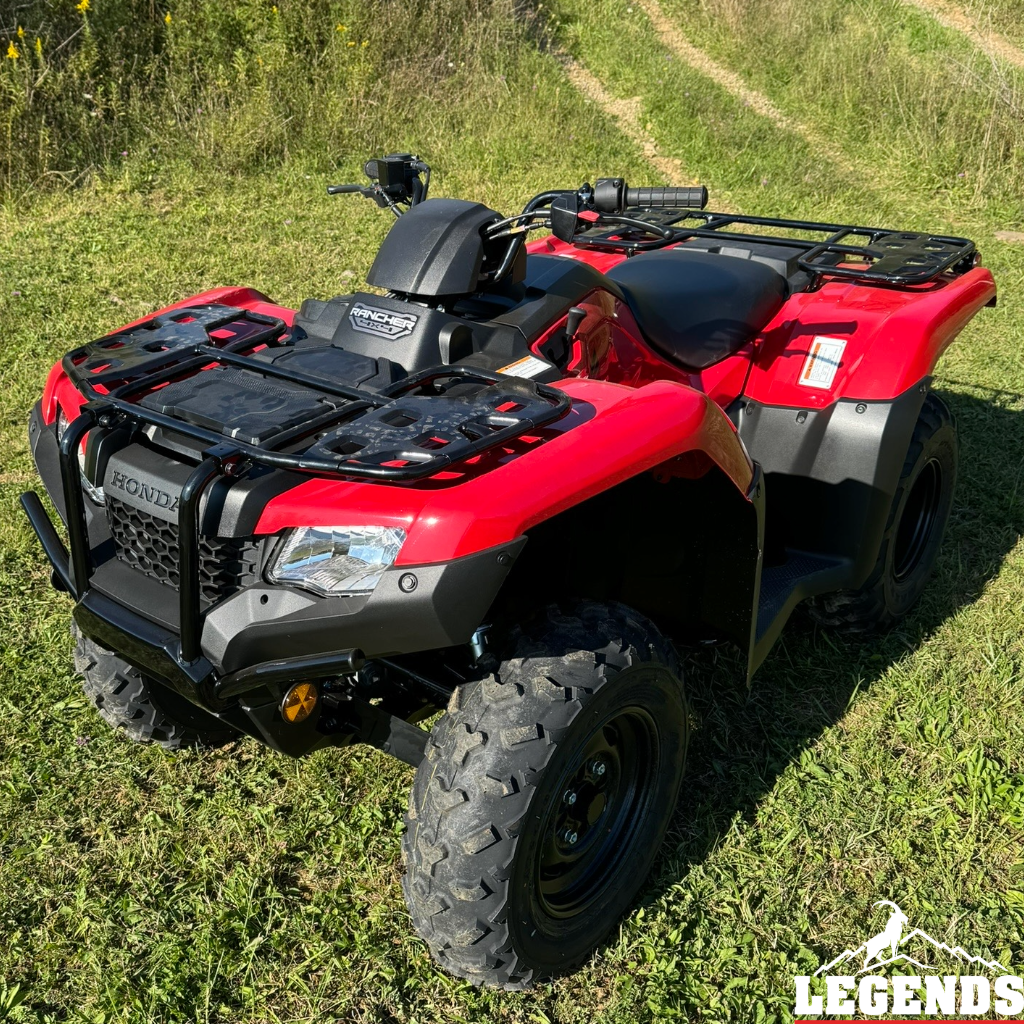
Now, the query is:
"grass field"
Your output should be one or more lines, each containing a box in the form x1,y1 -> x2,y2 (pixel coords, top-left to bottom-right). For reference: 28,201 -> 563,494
1,0 -> 1023,1020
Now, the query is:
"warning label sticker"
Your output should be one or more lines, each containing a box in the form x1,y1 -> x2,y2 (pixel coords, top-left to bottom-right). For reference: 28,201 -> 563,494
498,355 -> 554,380
798,336 -> 847,390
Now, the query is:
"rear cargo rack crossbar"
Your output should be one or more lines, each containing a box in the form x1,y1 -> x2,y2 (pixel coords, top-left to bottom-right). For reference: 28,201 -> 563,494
56,305 -> 572,665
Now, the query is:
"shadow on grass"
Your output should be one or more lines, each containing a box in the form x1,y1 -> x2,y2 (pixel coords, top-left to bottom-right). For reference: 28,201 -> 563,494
642,388 -> 1024,906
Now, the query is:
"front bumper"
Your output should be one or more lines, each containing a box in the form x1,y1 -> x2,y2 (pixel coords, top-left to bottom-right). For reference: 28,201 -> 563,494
23,402 -> 523,757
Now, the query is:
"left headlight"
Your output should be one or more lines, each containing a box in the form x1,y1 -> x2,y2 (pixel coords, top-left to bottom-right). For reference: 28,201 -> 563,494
267,525 -> 407,597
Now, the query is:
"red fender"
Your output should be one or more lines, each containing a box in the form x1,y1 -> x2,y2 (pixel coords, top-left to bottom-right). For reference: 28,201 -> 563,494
255,377 -> 754,564
743,267 -> 997,407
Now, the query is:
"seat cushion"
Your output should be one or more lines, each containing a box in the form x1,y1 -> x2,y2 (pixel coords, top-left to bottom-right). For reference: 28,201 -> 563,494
605,247 -> 787,370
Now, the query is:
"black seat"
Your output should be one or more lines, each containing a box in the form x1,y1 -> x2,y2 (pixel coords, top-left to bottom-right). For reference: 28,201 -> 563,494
605,248 -> 788,370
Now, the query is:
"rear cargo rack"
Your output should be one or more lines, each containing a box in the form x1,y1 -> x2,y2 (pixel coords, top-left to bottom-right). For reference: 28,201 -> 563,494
575,210 -> 979,287
58,304 -> 571,665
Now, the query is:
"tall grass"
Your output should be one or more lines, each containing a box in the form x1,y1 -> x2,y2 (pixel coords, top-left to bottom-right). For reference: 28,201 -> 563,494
0,0 -> 551,193
645,0 -> 1024,221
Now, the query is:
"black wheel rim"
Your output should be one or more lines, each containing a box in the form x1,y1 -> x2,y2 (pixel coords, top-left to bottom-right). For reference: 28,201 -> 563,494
535,707 -> 660,919
893,458 -> 942,582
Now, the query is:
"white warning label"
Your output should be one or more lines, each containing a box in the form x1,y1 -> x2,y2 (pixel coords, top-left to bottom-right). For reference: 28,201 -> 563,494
798,336 -> 847,390
498,354 -> 554,379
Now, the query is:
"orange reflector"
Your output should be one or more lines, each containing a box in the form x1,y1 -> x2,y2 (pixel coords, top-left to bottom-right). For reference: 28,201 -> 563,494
281,681 -> 318,724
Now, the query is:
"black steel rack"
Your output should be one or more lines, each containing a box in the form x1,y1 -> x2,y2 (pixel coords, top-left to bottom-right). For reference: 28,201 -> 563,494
574,209 -> 979,287
53,304 -> 571,667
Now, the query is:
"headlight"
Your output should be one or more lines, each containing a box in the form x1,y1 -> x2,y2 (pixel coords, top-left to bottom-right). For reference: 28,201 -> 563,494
267,526 -> 406,597
56,407 -> 106,506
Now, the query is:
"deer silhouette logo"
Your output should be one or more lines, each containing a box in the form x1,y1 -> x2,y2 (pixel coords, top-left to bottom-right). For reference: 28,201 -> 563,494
862,901 -> 909,969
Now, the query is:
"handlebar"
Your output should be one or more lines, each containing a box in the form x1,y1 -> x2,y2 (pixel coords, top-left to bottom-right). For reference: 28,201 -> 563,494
593,177 -> 708,213
624,185 -> 708,209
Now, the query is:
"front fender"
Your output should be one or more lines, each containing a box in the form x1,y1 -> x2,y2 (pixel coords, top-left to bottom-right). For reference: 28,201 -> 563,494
255,377 -> 756,564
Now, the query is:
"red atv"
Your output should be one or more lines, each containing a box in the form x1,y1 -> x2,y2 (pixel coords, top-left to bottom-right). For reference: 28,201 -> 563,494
21,155 -> 995,988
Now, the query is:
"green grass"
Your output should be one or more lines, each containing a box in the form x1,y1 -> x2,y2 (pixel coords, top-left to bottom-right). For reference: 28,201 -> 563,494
952,0 -> 1024,50
2,0 -> 1024,1020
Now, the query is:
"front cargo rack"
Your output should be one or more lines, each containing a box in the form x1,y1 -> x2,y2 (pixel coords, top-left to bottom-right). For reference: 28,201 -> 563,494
63,304 -> 572,482
574,209 -> 979,287
57,304 -> 572,666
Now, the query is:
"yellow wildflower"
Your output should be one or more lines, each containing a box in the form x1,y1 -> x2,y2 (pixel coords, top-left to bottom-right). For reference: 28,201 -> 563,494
17,26 -> 25,38
6,42 -> 18,59
336,23 -> 346,32
271,4 -> 278,12
35,36 -> 42,55
76,0 -> 90,12
347,40 -> 355,47
361,40 -> 368,47
164,11 -> 171,23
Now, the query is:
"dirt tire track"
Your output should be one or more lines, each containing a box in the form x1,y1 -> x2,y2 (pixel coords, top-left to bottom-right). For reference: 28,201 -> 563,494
634,0 -> 856,177
563,58 -> 695,184
899,0 -> 1024,71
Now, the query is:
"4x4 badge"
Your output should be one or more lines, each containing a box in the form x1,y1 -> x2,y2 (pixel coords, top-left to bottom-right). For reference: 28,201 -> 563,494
348,303 -> 418,340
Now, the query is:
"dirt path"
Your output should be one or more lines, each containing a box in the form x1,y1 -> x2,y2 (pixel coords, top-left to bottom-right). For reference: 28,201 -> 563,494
634,0 -> 856,176
899,0 -> 1024,70
563,58 -> 695,183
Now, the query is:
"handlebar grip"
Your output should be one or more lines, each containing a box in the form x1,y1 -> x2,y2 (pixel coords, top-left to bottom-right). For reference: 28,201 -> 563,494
624,185 -> 708,210
326,183 -> 365,195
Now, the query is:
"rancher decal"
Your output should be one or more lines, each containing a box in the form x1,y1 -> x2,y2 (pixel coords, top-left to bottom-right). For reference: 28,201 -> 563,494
794,900 -> 1023,1018
348,302 -> 418,340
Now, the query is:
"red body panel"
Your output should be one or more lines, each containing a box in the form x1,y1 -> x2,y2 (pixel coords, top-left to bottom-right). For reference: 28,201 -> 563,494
41,242 -> 995,566
742,267 -> 996,407
255,377 -> 753,564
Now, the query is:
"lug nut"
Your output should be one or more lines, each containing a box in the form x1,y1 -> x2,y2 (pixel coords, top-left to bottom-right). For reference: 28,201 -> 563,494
561,828 -> 578,845
588,759 -> 607,777
563,790 -> 577,805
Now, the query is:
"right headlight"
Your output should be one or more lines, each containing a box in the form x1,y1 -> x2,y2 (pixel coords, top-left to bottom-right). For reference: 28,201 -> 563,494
267,525 -> 407,597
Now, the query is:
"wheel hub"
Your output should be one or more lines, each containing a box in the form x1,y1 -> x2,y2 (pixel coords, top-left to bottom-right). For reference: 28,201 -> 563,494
537,710 -> 659,918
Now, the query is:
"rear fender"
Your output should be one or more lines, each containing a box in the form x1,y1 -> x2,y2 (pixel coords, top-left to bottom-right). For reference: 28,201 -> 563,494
736,266 -> 994,585
743,267 -> 996,408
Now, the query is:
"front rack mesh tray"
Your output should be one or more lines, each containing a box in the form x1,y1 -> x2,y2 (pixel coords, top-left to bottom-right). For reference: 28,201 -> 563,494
64,304 -> 571,481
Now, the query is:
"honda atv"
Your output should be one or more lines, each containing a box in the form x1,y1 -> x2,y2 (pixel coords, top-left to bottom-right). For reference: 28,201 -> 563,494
21,154 -> 995,988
